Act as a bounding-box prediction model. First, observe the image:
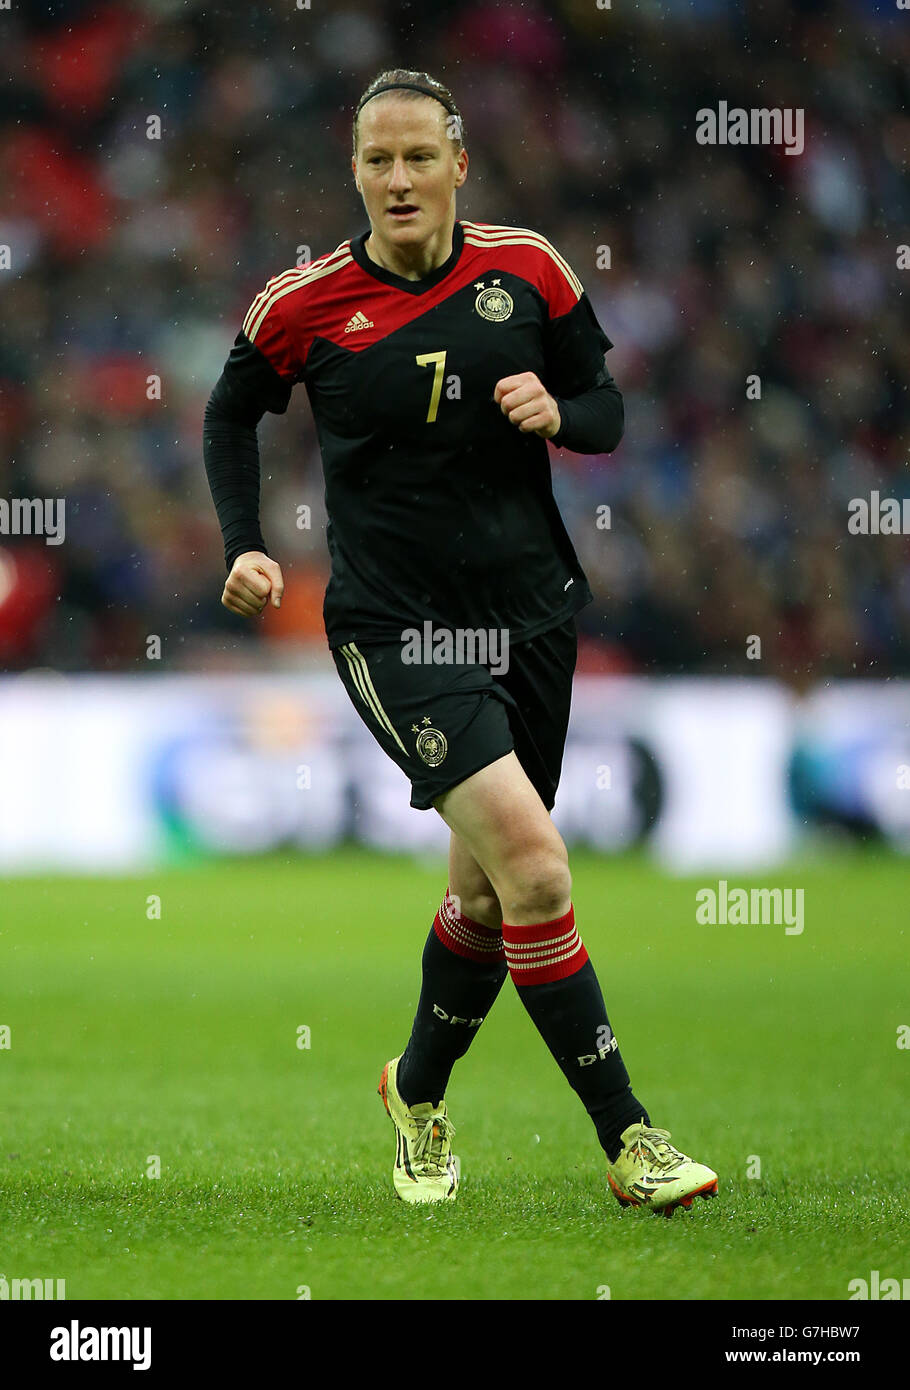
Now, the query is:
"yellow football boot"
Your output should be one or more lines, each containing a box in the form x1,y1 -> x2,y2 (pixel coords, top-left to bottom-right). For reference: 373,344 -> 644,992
377,1056 -> 458,1203
608,1120 -> 718,1216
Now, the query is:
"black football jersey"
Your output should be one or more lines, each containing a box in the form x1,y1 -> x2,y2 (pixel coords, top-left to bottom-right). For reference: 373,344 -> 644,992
230,218 -> 619,648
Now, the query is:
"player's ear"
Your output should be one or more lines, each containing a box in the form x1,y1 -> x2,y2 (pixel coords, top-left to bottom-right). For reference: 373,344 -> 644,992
454,148 -> 468,188
351,154 -> 360,191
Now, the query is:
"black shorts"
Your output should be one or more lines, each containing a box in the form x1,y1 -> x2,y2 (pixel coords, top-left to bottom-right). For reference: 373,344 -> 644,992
331,617 -> 577,811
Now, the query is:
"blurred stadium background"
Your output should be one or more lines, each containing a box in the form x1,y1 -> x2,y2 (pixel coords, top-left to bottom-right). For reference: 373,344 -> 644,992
0,0 -> 908,871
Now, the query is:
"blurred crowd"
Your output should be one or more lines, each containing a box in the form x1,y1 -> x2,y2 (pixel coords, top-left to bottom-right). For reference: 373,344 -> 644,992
1,0 -> 908,682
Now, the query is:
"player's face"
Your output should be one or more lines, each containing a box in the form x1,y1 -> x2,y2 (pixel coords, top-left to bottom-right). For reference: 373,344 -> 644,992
352,97 -> 468,250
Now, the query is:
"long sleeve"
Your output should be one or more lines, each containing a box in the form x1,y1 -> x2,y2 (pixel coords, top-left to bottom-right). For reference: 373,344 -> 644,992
542,287 -> 624,455
551,365 -> 624,454
203,330 -> 295,572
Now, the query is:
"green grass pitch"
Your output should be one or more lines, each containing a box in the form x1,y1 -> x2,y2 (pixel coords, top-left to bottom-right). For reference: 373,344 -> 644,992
1,847 -> 907,1300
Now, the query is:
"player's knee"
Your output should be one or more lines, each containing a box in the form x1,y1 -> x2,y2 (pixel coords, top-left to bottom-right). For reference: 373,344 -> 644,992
497,846 -> 571,924
457,890 -> 502,931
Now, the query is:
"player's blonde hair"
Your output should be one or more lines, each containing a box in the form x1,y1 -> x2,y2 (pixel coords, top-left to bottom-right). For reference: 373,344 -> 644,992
352,69 -> 465,157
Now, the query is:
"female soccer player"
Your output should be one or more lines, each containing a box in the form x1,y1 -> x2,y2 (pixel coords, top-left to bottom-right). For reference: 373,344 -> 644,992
204,68 -> 717,1216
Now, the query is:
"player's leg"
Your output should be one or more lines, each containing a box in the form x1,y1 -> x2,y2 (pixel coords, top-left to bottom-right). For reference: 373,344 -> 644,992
448,830 -> 501,929
333,638 -> 520,1200
434,751 -> 717,1211
436,752 -> 570,922
433,750 -> 650,1158
394,831 -> 509,1106
333,633 -> 715,1207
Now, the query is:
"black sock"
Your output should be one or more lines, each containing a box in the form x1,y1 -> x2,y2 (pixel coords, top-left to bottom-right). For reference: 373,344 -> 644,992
502,907 -> 650,1162
396,891 -> 509,1107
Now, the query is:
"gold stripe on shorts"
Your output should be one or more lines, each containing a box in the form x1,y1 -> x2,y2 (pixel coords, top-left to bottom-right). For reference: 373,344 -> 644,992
339,643 -> 409,755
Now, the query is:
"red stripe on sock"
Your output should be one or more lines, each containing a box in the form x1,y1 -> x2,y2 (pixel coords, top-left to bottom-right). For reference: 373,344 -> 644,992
501,905 -> 588,985
433,886 -> 505,963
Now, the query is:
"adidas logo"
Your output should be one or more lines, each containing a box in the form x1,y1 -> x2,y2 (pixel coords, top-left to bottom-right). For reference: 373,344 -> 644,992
345,310 -> 374,333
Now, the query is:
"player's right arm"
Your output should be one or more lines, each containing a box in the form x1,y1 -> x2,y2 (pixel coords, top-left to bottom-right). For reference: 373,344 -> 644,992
203,286 -> 303,618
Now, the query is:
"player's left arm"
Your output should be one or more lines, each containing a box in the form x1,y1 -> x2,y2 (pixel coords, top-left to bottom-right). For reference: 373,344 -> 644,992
494,241 -> 624,453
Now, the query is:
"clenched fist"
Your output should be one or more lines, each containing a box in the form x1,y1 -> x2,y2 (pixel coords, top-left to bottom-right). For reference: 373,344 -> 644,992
493,371 -> 562,439
221,551 -> 284,617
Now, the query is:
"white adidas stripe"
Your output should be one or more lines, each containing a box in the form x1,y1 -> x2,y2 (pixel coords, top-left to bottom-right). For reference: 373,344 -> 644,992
462,219 -> 584,292
244,244 -> 353,341
243,250 -> 348,337
505,940 -> 584,971
440,895 -> 503,951
503,926 -> 583,969
461,220 -> 584,299
504,925 -> 579,955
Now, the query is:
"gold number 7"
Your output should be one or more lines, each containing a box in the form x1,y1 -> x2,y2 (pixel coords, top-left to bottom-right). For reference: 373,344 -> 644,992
415,350 -> 447,423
